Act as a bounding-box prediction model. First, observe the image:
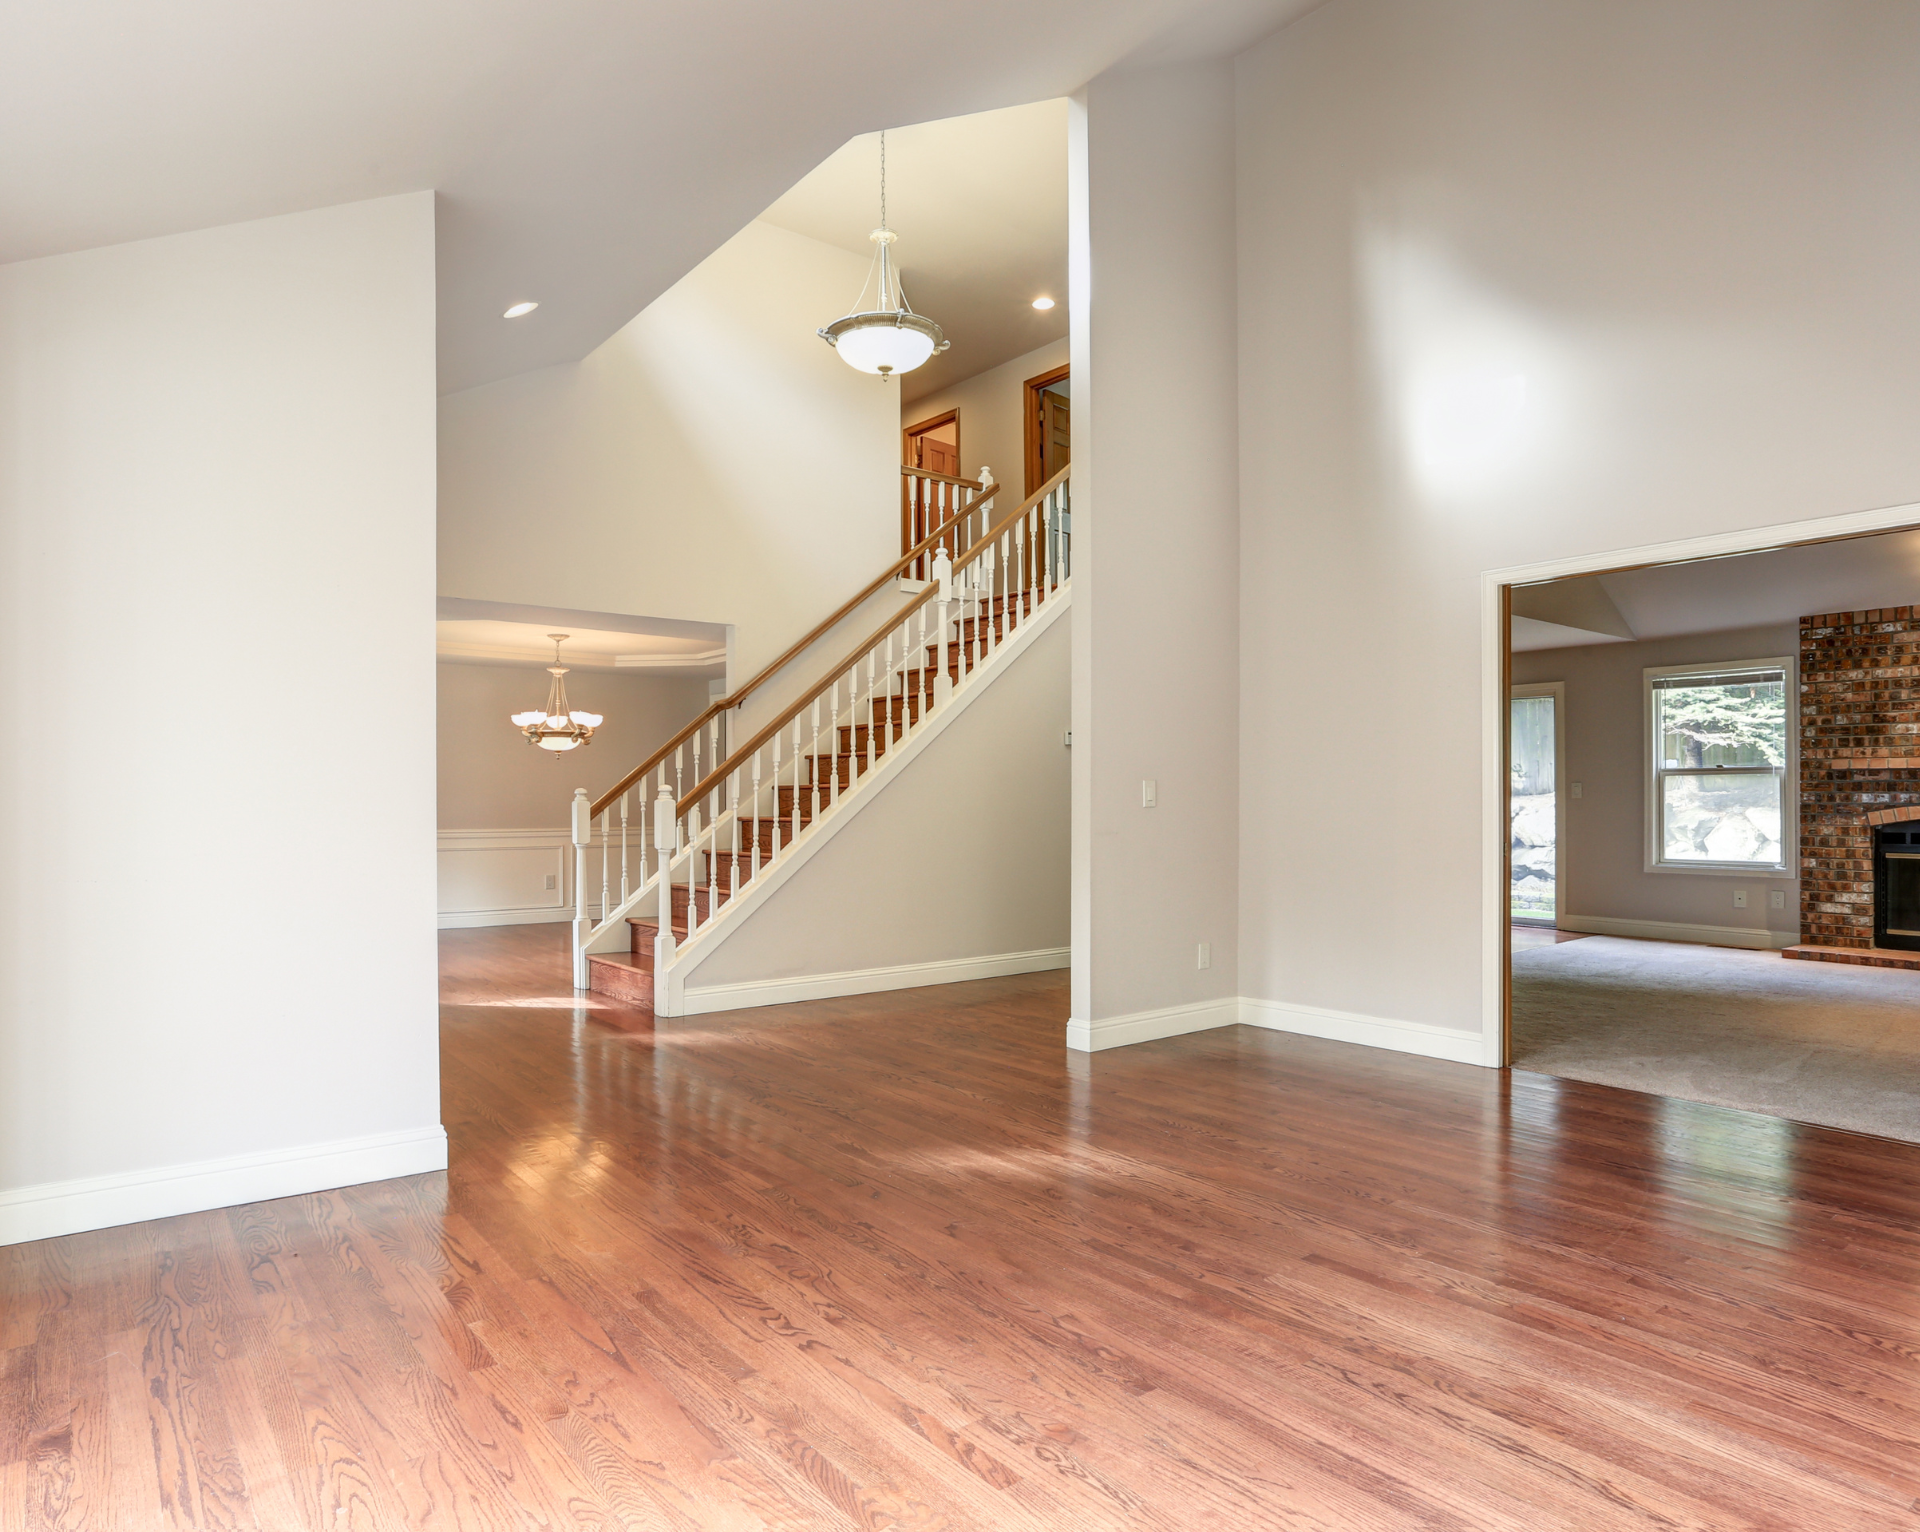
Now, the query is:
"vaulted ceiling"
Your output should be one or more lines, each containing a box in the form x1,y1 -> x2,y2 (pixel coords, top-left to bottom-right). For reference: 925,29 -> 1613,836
3,0 -> 1321,394
760,100 -> 1070,404
1512,527 -> 1920,650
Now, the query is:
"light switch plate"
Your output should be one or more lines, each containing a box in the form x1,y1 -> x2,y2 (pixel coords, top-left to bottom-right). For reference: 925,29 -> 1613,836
1142,779 -> 1157,808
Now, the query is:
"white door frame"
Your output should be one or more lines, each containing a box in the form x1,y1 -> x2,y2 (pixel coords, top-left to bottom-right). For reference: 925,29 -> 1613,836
1479,497 -> 1920,1068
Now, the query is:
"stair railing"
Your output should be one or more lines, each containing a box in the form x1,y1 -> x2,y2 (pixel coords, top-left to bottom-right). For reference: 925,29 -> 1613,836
902,464 -> 995,580
565,468 -> 1007,982
645,464 -> 1071,968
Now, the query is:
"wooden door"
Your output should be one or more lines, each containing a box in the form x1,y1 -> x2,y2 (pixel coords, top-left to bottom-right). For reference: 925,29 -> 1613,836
1022,365 -> 1070,495
917,435 -> 959,476
1041,394 -> 1070,482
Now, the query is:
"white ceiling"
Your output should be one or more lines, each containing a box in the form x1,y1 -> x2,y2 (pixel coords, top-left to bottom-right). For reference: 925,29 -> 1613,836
2,0 -> 1323,395
760,101 -> 1068,404
1512,527 -> 1920,650
437,620 -> 725,672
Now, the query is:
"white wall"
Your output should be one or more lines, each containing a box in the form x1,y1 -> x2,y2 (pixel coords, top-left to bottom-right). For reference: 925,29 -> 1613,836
678,613 -> 1070,1002
438,219 -> 901,689
1235,0 -> 1920,1046
1072,62 -> 1242,1046
0,194 -> 443,1244
1512,626 -> 1800,943
904,337 -> 1070,494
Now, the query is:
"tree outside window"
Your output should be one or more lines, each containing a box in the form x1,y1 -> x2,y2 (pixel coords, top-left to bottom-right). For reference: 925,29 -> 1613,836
1649,664 -> 1789,869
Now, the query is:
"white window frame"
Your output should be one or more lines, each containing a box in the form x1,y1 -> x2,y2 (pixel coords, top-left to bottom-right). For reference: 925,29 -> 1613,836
1643,657 -> 1795,876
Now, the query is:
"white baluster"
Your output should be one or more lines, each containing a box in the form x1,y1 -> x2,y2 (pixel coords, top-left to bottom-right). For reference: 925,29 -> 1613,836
599,808 -> 609,923
751,755 -> 763,881
932,549 -> 955,708
653,785 -> 676,970
727,772 -> 740,914
570,788 -> 592,988
808,697 -> 821,840
619,792 -> 629,904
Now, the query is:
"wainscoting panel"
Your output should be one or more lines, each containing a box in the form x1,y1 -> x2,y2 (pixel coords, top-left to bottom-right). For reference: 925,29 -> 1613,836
438,828 -> 572,928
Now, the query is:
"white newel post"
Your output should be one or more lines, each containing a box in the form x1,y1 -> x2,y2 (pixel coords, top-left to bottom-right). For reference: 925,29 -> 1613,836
653,785 -> 677,972
570,788 -> 592,989
931,547 -> 955,708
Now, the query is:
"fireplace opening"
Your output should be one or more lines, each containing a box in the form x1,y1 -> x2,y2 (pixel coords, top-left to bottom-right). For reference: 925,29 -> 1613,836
1874,824 -> 1920,950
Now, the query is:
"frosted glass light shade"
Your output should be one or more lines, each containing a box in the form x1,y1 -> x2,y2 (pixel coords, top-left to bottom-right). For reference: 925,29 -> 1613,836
569,710 -> 604,727
510,709 -> 546,726
537,736 -> 581,751
832,319 -> 936,376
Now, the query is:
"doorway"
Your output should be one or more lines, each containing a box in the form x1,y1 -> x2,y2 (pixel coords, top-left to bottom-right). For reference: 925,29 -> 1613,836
1489,511 -> 1920,1146
1023,365 -> 1070,495
904,409 -> 961,478
1509,682 -> 1563,931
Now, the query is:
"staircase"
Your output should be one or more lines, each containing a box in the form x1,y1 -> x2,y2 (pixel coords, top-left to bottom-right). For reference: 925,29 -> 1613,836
568,465 -> 1070,1016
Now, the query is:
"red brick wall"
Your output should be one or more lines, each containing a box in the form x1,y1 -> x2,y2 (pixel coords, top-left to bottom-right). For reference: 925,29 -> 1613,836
1799,607 -> 1920,947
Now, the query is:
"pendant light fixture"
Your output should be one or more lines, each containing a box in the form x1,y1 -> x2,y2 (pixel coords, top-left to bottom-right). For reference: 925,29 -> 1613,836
509,634 -> 603,755
818,130 -> 949,378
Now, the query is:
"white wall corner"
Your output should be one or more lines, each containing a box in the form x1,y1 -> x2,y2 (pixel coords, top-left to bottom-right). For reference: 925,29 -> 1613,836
0,1125 -> 449,1249
1065,996 -> 1239,1052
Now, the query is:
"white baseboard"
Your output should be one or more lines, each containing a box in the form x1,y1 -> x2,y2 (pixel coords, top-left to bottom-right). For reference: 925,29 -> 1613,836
1065,994 -> 1487,1064
0,1125 -> 449,1249
1558,915 -> 1797,951
681,946 -> 1069,1015
1066,997 -> 1240,1052
1238,997 -> 1485,1065
439,906 -> 576,929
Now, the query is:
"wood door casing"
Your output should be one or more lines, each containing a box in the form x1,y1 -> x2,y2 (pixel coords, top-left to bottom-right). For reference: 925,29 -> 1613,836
903,408 -> 962,553
1022,364 -> 1070,495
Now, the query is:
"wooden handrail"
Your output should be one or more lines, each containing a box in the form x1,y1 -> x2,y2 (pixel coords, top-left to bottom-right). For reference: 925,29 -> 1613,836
589,474 -> 1004,817
901,464 -> 985,492
677,464 -> 1070,814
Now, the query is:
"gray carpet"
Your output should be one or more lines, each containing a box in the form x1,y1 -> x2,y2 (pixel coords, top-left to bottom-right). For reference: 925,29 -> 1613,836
1511,936 -> 1920,1143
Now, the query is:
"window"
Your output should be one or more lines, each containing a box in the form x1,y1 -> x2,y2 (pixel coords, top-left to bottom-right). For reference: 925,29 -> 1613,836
1646,661 -> 1791,871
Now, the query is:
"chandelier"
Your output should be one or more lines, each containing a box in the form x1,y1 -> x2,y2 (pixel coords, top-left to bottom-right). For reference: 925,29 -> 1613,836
818,130 -> 948,378
509,634 -> 602,754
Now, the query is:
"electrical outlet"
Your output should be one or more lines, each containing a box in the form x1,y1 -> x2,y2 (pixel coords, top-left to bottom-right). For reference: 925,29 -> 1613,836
1733,889 -> 1748,909
1197,942 -> 1211,970
545,874 -> 557,889
1770,890 -> 1786,910
1142,779 -> 1157,808
1063,730 -> 1072,747
1571,781 -> 1583,799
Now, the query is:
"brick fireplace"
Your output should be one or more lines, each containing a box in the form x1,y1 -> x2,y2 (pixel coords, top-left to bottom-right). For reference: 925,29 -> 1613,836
1790,606 -> 1920,967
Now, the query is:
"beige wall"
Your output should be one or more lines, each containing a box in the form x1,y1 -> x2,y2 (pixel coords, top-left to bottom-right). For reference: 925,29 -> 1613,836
438,219 -> 900,687
438,663 -> 712,828
1512,626 -> 1799,941
1072,61 -> 1242,1043
0,194 -> 441,1241
1234,0 -> 1920,1043
904,337 -> 1069,495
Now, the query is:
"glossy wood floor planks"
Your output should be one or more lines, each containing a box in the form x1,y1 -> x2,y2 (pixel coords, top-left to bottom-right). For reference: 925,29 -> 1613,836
5,921 -> 1920,1528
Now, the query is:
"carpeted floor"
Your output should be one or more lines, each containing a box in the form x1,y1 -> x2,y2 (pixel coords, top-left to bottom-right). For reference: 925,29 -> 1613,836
1512,935 -> 1920,1144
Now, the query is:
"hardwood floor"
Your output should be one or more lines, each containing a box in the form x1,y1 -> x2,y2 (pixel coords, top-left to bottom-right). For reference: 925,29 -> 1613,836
7,924 -> 1920,1528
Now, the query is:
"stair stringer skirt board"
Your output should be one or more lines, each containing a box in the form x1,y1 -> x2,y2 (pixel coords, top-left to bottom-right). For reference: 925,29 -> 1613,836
657,587 -> 1071,1016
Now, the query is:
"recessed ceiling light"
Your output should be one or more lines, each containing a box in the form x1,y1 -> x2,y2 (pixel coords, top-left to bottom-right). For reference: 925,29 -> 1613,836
503,301 -> 539,319
1031,296 -> 1055,310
